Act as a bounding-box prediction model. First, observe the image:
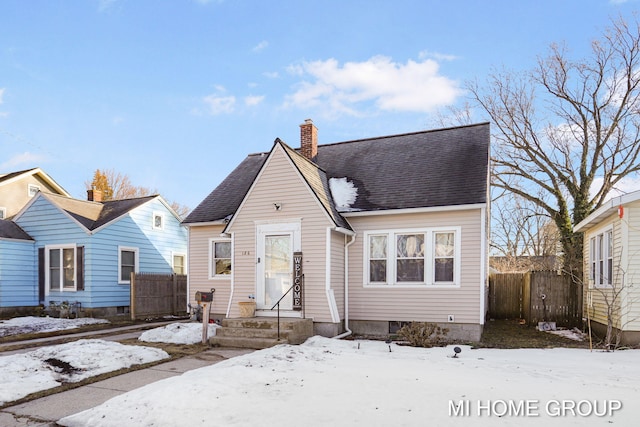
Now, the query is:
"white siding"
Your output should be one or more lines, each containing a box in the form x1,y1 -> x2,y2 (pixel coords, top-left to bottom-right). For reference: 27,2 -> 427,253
583,203 -> 640,332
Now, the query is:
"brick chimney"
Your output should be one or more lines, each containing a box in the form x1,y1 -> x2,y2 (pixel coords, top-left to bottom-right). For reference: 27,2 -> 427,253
87,188 -> 103,202
300,119 -> 318,161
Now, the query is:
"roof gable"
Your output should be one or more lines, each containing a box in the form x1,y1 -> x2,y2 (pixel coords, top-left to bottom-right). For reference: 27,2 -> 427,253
184,123 -> 490,224
0,167 -> 71,197
278,140 -> 351,230
18,193 -> 160,233
574,190 -> 640,232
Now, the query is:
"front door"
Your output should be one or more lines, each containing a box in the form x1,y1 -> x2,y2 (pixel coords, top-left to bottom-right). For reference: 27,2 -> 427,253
256,222 -> 301,312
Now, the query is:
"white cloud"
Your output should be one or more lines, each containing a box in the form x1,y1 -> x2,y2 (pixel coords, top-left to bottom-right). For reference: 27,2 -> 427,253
0,152 -> 48,170
252,40 -> 269,52
202,93 -> 236,115
283,56 -> 462,115
591,174 -> 640,202
263,71 -> 279,79
419,50 -> 459,62
244,95 -> 264,106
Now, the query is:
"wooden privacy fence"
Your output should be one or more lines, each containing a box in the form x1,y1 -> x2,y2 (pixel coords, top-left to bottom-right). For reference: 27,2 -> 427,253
130,273 -> 187,320
489,271 -> 583,327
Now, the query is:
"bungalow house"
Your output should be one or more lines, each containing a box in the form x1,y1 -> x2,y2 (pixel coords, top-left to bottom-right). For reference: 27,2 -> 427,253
0,167 -> 70,219
0,190 -> 188,317
184,120 -> 490,341
574,190 -> 640,345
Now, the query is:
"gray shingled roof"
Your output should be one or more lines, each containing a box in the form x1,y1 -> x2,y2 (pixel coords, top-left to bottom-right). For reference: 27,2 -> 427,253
0,219 -> 33,240
184,123 -> 489,225
43,193 -> 157,231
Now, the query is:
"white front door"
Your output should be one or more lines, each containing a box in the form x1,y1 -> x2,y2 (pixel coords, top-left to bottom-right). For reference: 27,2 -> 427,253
256,222 -> 301,312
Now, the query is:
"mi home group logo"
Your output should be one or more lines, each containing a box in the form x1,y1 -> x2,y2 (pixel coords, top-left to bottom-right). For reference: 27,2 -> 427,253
449,399 -> 622,418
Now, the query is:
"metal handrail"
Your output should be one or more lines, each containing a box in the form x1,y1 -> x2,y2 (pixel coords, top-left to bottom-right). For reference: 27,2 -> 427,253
270,283 -> 296,340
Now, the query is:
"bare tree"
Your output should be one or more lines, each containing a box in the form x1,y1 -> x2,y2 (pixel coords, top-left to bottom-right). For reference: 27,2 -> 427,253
86,168 -> 190,218
469,16 -> 640,277
491,192 -> 561,272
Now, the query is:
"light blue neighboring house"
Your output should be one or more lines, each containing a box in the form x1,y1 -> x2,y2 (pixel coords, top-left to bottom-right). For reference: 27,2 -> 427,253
4,191 -> 188,316
0,220 -> 36,311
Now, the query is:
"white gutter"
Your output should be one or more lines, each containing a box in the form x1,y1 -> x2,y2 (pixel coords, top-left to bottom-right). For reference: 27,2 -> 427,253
333,231 -> 356,339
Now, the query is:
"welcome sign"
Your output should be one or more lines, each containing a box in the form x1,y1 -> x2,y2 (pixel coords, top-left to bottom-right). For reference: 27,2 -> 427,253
293,252 -> 303,310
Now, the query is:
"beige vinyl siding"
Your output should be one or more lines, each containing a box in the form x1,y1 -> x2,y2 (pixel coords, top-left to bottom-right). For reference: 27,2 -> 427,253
331,230 -> 346,319
1,174 -> 63,218
226,146 -> 336,321
624,204 -> 640,331
583,204 -> 640,332
583,213 -> 620,328
347,209 -> 484,324
187,224 -> 230,316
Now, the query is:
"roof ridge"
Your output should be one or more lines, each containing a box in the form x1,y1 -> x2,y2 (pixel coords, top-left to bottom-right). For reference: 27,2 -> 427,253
317,122 -> 491,148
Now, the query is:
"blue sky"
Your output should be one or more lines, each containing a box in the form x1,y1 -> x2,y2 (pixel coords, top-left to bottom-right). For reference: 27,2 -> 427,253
1,0 -> 639,210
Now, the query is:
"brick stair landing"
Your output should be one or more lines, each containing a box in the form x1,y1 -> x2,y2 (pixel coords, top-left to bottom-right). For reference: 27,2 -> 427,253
209,317 -> 314,349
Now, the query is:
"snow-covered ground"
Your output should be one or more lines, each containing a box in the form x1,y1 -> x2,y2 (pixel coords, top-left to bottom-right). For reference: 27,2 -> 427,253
1,317 -> 638,426
0,339 -> 168,405
0,316 -> 109,337
60,336 -> 638,426
138,322 -> 219,344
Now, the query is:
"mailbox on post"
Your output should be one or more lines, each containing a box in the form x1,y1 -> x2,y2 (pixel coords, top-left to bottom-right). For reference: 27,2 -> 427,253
195,289 -> 214,303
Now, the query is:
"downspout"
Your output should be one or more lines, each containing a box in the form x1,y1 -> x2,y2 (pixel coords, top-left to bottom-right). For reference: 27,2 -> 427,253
333,231 -> 356,339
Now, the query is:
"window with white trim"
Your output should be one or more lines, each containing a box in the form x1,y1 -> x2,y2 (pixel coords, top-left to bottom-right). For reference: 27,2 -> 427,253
152,211 -> 164,230
46,245 -> 77,292
173,254 -> 186,275
119,246 -> 139,284
28,184 -> 40,197
590,228 -> 613,287
209,238 -> 231,278
365,228 -> 460,286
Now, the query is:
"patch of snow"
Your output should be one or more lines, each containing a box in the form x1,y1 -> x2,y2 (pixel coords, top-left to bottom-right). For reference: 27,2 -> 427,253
138,322 -> 220,344
547,327 -> 587,341
329,177 -> 358,210
59,337 -> 639,426
0,316 -> 109,338
0,339 -> 168,405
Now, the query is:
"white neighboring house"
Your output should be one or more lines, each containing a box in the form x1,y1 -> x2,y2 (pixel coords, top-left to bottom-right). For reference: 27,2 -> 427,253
575,190 -> 640,345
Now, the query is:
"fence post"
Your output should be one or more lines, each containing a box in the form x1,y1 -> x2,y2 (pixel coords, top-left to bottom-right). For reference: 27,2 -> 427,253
522,272 -> 531,325
130,272 -> 136,321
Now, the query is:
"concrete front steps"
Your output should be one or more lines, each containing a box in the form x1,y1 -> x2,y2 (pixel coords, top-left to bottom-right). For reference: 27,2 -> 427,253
209,317 -> 314,349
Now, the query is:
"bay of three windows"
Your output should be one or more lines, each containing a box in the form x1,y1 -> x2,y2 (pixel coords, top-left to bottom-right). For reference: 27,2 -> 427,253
367,228 -> 459,285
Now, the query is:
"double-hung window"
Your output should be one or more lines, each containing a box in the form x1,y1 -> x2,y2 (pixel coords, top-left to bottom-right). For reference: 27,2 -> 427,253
173,254 -> 186,275
590,228 -> 613,287
365,227 -> 460,286
210,238 -> 232,278
46,244 -> 83,292
119,246 -> 139,284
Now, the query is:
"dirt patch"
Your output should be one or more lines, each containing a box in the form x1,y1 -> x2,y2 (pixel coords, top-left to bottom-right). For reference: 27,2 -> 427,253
476,319 -> 590,349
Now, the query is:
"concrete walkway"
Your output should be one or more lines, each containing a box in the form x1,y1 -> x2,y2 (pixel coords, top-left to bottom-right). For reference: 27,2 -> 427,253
0,347 -> 254,427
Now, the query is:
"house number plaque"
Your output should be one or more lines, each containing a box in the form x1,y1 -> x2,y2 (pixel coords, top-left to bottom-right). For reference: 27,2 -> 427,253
293,251 -> 303,310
